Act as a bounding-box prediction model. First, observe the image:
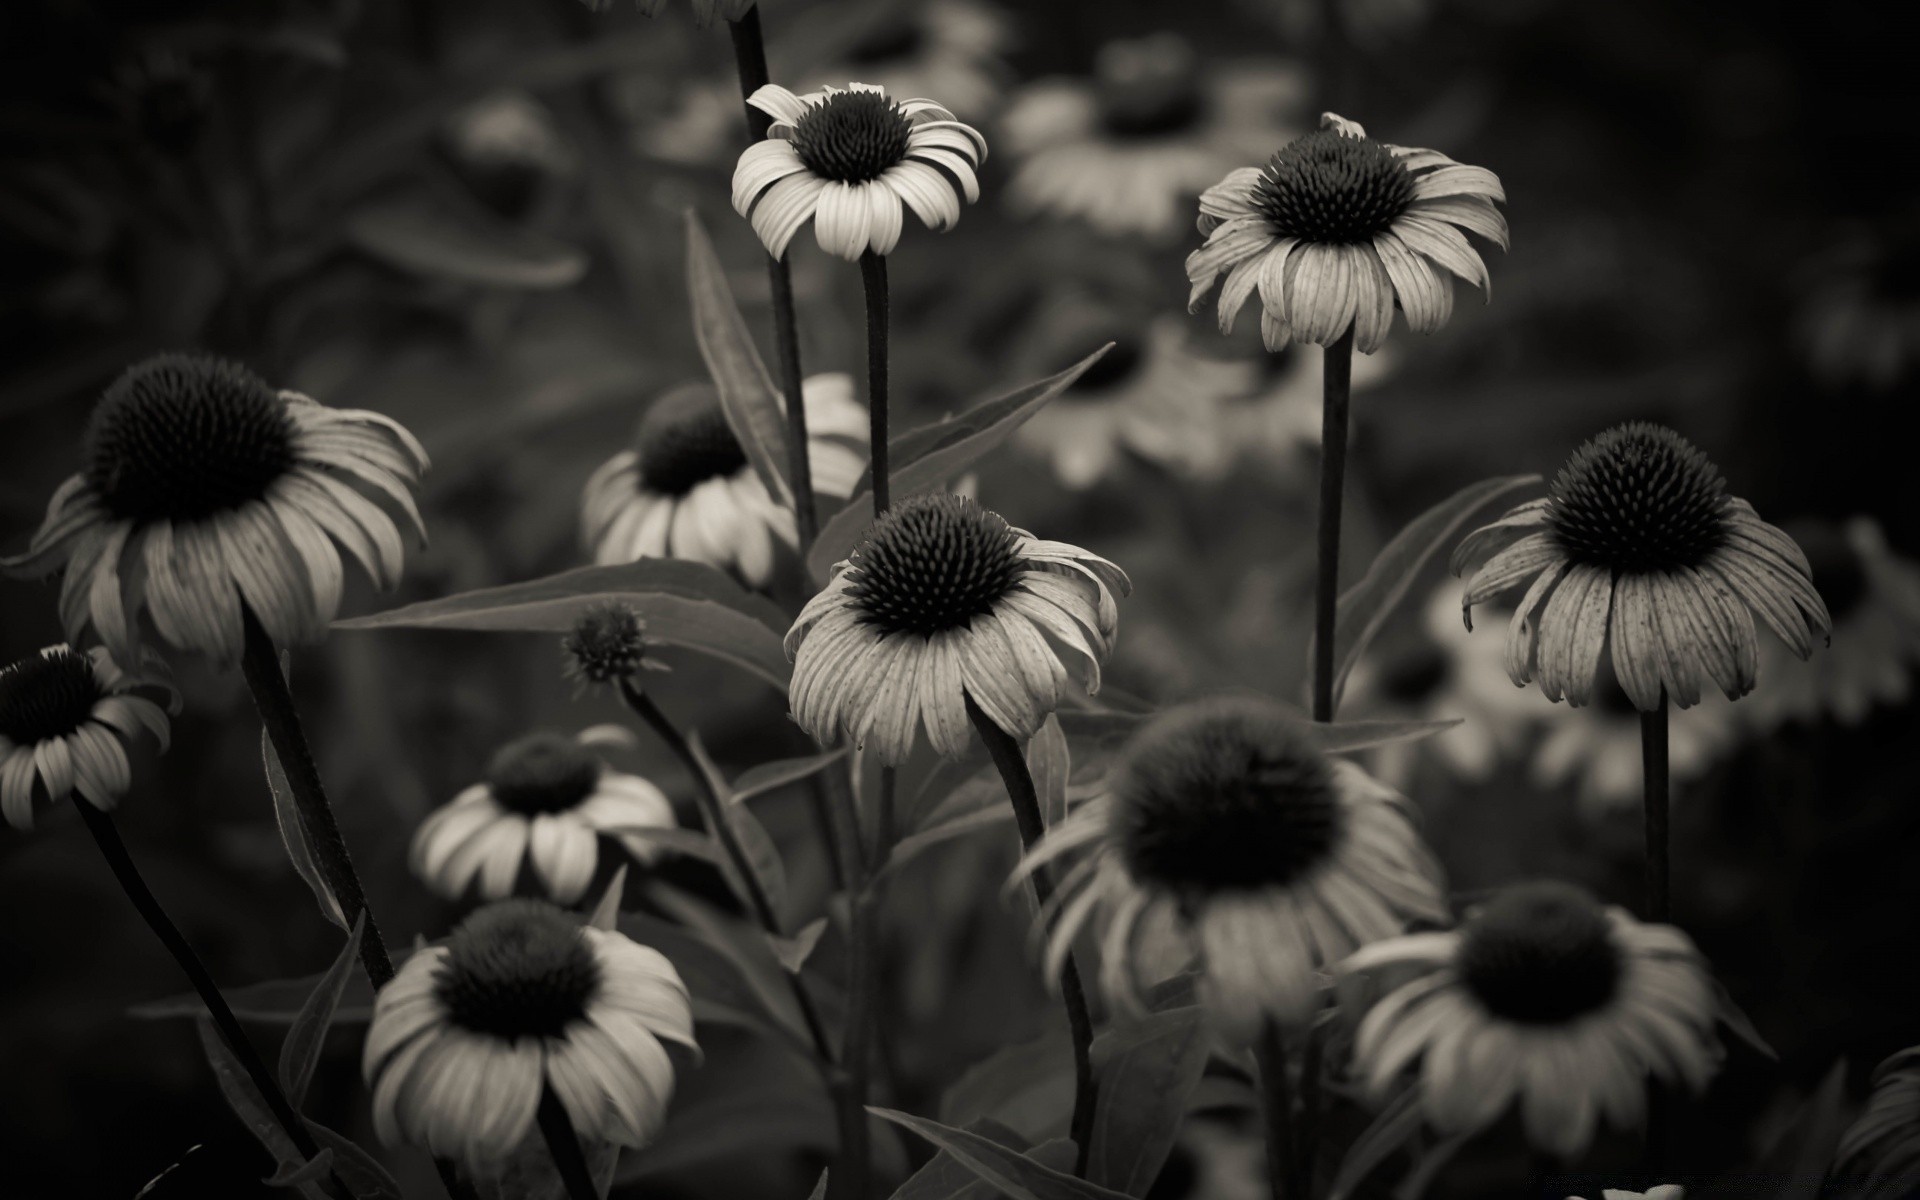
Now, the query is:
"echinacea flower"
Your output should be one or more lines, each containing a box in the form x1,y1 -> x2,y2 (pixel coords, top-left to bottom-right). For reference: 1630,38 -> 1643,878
1453,422 -> 1831,712
1829,1045 -> 1920,1198
412,730 -> 677,905
562,602 -> 670,695
364,899 -> 696,1173
1746,517 -> 1920,728
581,376 -> 866,587
1001,34 -> 1309,241
0,644 -> 171,829
731,82 -> 987,261
799,0 -> 1012,121
1342,881 -> 1722,1158
1532,671 -> 1738,817
2,353 -> 428,668
1186,112 -> 1507,353
1019,696 -> 1448,1040
1014,315 -> 1256,488
785,492 -> 1129,765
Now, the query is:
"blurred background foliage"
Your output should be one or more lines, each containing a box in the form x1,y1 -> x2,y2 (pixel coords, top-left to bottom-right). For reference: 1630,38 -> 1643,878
3,0 -> 1918,1196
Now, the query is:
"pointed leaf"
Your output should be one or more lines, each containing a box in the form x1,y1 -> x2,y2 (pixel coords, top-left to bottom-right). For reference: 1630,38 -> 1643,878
1300,718 -> 1464,755
1329,1089 -> 1424,1200
809,1170 -> 830,1200
262,653 -> 347,931
279,913 -> 365,1109
602,824 -> 729,866
307,1124 -> 405,1200
1714,978 -> 1778,1061
135,972 -> 376,1026
808,347 -> 1115,579
731,748 -> 850,805
939,1030 -> 1076,1146
1757,1059 -> 1849,1200
265,1149 -> 336,1188
686,730 -> 788,920
1027,716 -> 1070,830
1391,1132 -> 1470,1200
588,865 -> 629,931
1316,473 -> 1542,710
1088,1007 -> 1211,1194
685,209 -> 792,506
346,195 -> 587,288
869,1108 -> 1134,1200
769,917 -> 828,974
880,805 -> 1014,881
194,1019 -> 330,1199
334,559 -> 792,688
644,882 -> 813,1055
894,1122 -> 1078,1200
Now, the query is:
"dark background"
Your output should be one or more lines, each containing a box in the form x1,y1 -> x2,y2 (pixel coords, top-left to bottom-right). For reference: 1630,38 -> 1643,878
3,0 -> 1918,1196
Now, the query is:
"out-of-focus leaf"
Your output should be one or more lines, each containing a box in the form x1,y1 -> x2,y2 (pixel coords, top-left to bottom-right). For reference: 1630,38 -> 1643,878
808,1170 -> 829,1200
134,973 -> 375,1026
939,1030 -> 1076,1146
870,1109 -> 1132,1200
265,1150 -> 336,1188
617,911 -> 800,1041
602,824 -> 728,865
1087,1006 -> 1210,1195
1329,1089 -> 1423,1200
644,883 -> 813,1055
194,1019 -> 329,1199
1300,718 -> 1463,755
1714,978 -> 1778,1060
685,210 -> 792,506
262,653 -> 347,931
345,195 -> 587,289
587,864 -> 629,932
808,347 -> 1114,579
617,1078 -> 835,1180
685,730 -> 789,920
304,1125 -> 405,1200
894,1121 -> 1078,1200
1391,1132 -> 1470,1200
279,913 -> 365,1109
881,805 -> 1014,880
769,917 -> 827,975
334,560 -> 792,689
1754,1060 -> 1849,1200
1028,715 -> 1070,830
732,749 -> 849,805
1314,473 -> 1540,711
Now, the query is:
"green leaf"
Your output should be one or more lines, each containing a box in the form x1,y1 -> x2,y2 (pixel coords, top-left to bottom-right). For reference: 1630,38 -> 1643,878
644,882 -> 814,1055
305,1127 -> 402,1200
264,1150 -> 335,1188
134,973 -> 375,1026
731,749 -> 850,805
809,1170 -> 830,1200
1756,1059 -> 1849,1200
194,1018 -> 330,1199
1027,715 -> 1070,830
616,910 -> 808,1044
807,348 -> 1114,580
345,194 -> 587,289
1391,1132 -> 1470,1200
768,917 -> 828,975
1300,718 -> 1464,755
602,824 -> 729,866
1315,473 -> 1541,711
587,864 -> 629,932
334,559 -> 793,689
880,805 -> 1014,881
685,730 -> 789,920
617,1077 -> 836,1181
1087,1007 -> 1210,1195
262,654 -> 347,931
685,209 -> 792,507
279,913 -> 365,1109
1329,1089 -> 1424,1200
870,1109 -> 1133,1200
893,1122 -> 1077,1200
1714,978 -> 1778,1061
939,1030 -> 1076,1146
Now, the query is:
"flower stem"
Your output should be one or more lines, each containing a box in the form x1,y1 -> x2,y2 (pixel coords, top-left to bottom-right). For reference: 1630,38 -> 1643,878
1254,1020 -> 1302,1200
71,798 -> 352,1200
238,610 -> 392,987
537,1085 -> 599,1200
616,679 -> 836,1066
965,696 -> 1097,1178
1640,691 -> 1670,923
860,250 -> 890,516
727,6 -> 818,554
836,878 -> 878,1200
1311,328 -> 1355,724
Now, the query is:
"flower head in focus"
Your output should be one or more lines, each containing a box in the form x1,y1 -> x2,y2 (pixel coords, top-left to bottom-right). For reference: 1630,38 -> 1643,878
563,602 -> 670,695
1186,112 -> 1506,352
0,644 -> 172,829
1019,696 -> 1448,1040
2,353 -> 428,667
364,899 -> 696,1171
1001,35 -> 1308,242
412,729 -> 677,905
1343,881 -> 1722,1158
581,376 -> 866,588
1830,1045 -> 1920,1199
732,82 -> 986,261
1454,422 -> 1830,712
786,492 -> 1128,765
798,0 -> 1013,120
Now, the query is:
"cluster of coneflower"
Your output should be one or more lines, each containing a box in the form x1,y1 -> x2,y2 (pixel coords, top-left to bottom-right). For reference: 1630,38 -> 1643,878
6,5 -> 1909,1200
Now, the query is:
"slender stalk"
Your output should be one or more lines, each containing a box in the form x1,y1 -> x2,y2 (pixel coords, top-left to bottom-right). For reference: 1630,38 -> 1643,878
238,610 -> 393,987
537,1085 -> 599,1200
965,696 -> 1096,1177
1311,328 -> 1355,724
72,799 -> 350,1200
1297,1018 -> 1323,1191
836,881 -> 877,1200
728,6 -> 818,554
860,250 -> 890,516
1254,1021 -> 1301,1200
1641,691 -> 1670,923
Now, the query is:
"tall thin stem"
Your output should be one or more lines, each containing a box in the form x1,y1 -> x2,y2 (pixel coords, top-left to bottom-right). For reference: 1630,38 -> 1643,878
965,696 -> 1097,1177
1254,1020 -> 1301,1200
238,611 -> 392,987
728,6 -> 817,553
1641,691 -> 1670,923
537,1086 -> 599,1200
72,799 -> 350,1200
837,878 -> 877,1200
1311,328 -> 1355,724
860,250 -> 890,516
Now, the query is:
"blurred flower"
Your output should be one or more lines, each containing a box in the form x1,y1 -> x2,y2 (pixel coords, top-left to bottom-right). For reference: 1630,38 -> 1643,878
1829,1045 -> 1920,1198
102,45 -> 211,154
731,82 -> 986,261
0,644 -> 171,829
1186,112 -> 1507,353
412,729 -> 677,905
798,0 -> 1013,120
1014,316 -> 1256,488
1223,341 -> 1394,469
786,492 -> 1128,764
580,376 -> 866,588
1346,587 -> 1542,788
1796,231 -> 1920,392
1746,517 -> 1920,728
1343,881 -> 1722,1158
1531,673 -> 1738,817
631,76 -> 741,166
443,91 -> 575,177
563,602 -> 670,694
1019,696 -> 1448,1040
1001,35 -> 1309,241
1454,422 -> 1829,712
364,899 -> 696,1171
2,354 -> 428,668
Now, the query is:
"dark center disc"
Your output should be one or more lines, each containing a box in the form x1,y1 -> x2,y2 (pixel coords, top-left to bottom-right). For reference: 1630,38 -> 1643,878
844,493 -> 1024,637
486,733 -> 602,816
432,900 -> 602,1039
635,386 -> 749,497
0,648 -> 104,745
791,90 -> 913,184
1458,882 -> 1623,1024
1545,422 -> 1731,573
1251,131 -> 1416,245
